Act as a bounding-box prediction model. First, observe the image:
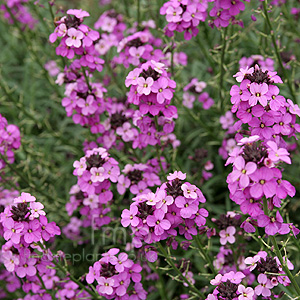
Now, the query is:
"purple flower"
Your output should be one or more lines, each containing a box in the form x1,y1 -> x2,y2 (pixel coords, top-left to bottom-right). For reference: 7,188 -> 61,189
146,209 -> 171,235
230,156 -> 257,188
255,274 -> 273,297
267,141 -> 291,164
250,167 -> 276,199
96,277 -> 114,295
65,28 -> 84,48
219,226 -> 236,245
151,77 -> 173,104
249,83 -> 268,106
257,211 -> 283,235
175,196 -> 198,218
238,285 -> 254,300
121,205 -> 140,227
136,77 -> 154,95
16,256 -> 37,278
3,218 -> 24,244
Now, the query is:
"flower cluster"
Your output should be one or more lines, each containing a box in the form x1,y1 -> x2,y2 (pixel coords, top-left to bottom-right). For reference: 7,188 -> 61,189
126,60 -> 176,113
49,9 -> 110,134
0,113 -> 21,173
1,0 -> 37,29
50,9 -> 100,60
160,0 -> 208,40
183,78 -> 214,109
160,0 -> 249,39
60,74 -> 107,133
86,248 -> 147,299
117,160 -> 163,195
94,9 -> 126,56
65,147 -> 120,238
207,250 -> 294,300
239,55 -> 275,72
121,171 -> 209,256
208,0 -> 249,29
0,192 -> 61,299
225,64 -> 300,236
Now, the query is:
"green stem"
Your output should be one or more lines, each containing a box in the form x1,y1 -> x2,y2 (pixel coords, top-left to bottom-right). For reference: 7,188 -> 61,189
157,242 -> 205,298
194,235 -> 217,276
170,39 -> 174,78
262,198 -> 300,296
4,5 -> 63,99
271,236 -> 300,296
82,67 -> 92,91
0,153 -> 64,205
219,27 -> 228,112
262,0 -> 297,103
137,0 -> 141,30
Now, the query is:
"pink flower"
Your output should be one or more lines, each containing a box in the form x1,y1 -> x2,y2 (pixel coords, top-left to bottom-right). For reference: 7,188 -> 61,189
267,141 -> 291,164
151,77 -> 173,104
125,68 -> 142,87
166,6 -> 183,23
16,257 -> 37,278
219,226 -> 236,245
146,209 -> 171,235
65,28 -> 84,48
257,211 -> 284,236
136,77 -> 154,95
244,255 -> 260,271
3,218 -> 24,244
14,192 -> 36,203
175,196 -> 198,218
233,66 -> 254,82
230,156 -> 257,188
167,171 -> 186,181
181,183 -> 197,199
255,274 -> 273,297
238,285 -> 254,300
96,277 -> 114,295
90,167 -> 105,182
249,83 -> 268,106
2,251 -> 19,272
110,252 -> 133,272
29,202 -> 45,220
121,205 -> 139,227
249,167 -> 276,199
66,9 -> 90,18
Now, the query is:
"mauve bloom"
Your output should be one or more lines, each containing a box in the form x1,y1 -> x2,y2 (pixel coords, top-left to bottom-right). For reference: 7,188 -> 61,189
255,274 -> 273,297
233,66 -> 254,82
146,209 -> 171,235
121,205 -> 139,227
65,28 -> 84,48
97,277 -> 114,295
16,257 -> 37,278
249,82 -> 268,106
231,156 -> 257,188
257,211 -> 284,235
29,202 -> 45,220
267,141 -> 291,164
175,196 -> 198,218
151,77 -> 173,104
137,77 -> 154,95
3,218 -> 24,244
2,251 -> 19,272
249,167 -> 276,199
219,226 -> 236,245
14,192 -> 36,203
238,285 -> 254,300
